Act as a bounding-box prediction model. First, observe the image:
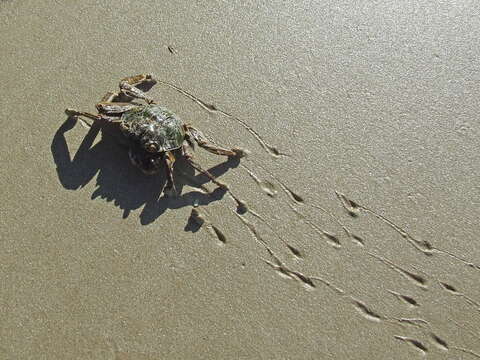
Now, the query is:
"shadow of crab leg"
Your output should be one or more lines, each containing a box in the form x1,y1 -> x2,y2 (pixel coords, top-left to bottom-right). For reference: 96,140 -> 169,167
186,125 -> 246,157
185,157 -> 247,212
119,74 -> 157,104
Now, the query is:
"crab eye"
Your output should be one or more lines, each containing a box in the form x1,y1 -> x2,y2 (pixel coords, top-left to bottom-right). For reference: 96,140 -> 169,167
145,141 -> 159,153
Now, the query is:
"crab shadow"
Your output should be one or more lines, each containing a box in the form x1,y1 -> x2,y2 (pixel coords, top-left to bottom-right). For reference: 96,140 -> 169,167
51,116 -> 240,226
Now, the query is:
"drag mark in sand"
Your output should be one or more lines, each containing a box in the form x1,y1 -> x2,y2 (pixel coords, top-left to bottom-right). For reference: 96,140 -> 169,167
264,258 -> 316,289
240,163 -> 278,198
229,162 -> 342,255
450,347 -> 480,359
167,45 -> 177,54
156,80 -> 285,158
190,153 -> 479,358
391,316 -> 480,357
394,335 -> 428,355
367,252 -> 428,289
164,79 -> 478,356
394,318 -> 430,328
189,207 -> 227,245
250,167 -> 345,249
438,280 -> 480,311
351,299 -> 383,322
251,167 -> 363,249
233,215 -> 313,288
335,191 -> 480,270
253,228 -> 462,357
247,206 -> 305,259
335,191 -> 433,255
387,289 -> 419,308
430,333 -> 449,351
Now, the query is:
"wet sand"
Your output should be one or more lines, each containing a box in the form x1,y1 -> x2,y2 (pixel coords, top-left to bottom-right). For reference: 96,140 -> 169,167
1,1 -> 479,358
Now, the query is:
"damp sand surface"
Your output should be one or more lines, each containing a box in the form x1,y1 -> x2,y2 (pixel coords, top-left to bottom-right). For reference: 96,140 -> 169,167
1,1 -> 479,359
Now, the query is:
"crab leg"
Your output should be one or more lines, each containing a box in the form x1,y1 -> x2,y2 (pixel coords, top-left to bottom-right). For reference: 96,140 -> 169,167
100,91 -> 123,103
163,151 -> 177,196
186,125 -> 245,158
186,157 -> 228,190
95,102 -> 139,115
119,74 -> 157,104
64,108 -> 119,123
186,157 -> 247,212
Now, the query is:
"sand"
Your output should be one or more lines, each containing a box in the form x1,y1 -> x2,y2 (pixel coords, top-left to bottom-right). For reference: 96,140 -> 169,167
1,1 -> 479,359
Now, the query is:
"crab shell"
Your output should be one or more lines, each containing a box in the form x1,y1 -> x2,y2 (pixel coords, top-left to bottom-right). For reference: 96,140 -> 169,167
120,105 -> 186,152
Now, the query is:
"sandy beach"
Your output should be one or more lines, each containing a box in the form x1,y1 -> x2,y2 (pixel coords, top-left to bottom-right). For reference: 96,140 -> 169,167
1,1 -> 479,358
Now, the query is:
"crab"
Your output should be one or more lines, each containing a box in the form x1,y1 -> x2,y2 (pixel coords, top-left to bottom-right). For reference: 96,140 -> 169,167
65,74 -> 246,195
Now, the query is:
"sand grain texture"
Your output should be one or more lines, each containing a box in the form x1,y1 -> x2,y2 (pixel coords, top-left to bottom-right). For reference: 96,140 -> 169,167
1,1 -> 479,359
